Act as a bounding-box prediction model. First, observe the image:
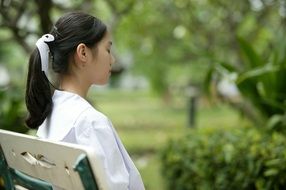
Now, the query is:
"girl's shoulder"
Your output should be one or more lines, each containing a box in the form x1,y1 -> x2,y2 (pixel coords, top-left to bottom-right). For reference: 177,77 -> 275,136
53,90 -> 111,129
74,106 -> 110,132
76,106 -> 108,123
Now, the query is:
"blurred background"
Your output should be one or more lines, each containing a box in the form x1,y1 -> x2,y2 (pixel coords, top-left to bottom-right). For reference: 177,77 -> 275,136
0,0 -> 286,189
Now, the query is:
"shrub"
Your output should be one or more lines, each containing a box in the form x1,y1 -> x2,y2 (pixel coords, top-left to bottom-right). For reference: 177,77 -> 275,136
161,126 -> 286,190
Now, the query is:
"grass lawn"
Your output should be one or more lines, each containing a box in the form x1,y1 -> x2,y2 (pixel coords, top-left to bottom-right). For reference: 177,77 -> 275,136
89,88 -> 244,190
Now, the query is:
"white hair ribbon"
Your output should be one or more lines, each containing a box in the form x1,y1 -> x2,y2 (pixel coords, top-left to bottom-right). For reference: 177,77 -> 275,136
36,34 -> 55,75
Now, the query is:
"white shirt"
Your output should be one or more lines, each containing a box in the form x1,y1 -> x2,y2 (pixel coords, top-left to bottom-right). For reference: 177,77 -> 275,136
37,90 -> 145,190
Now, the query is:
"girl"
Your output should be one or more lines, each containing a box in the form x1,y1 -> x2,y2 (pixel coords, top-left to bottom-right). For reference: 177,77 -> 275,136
25,12 -> 145,190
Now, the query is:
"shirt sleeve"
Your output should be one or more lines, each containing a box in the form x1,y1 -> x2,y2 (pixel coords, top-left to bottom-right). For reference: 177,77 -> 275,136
74,108 -> 129,190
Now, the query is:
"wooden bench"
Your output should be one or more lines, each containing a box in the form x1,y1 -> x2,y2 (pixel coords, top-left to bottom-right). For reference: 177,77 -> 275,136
0,129 -> 109,190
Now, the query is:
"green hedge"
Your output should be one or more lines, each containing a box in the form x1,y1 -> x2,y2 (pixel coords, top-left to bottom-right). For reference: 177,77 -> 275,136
161,127 -> 286,190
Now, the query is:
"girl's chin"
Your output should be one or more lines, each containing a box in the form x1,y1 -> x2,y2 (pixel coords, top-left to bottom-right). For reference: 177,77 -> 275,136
92,80 -> 109,86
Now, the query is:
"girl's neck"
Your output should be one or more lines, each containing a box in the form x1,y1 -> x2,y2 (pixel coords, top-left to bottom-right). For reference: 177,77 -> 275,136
59,74 -> 90,99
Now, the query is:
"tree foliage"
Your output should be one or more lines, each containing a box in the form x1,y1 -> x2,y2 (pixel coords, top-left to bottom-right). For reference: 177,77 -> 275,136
0,0 -> 285,130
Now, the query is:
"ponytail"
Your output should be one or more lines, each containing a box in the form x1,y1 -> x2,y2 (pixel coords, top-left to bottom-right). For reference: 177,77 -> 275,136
25,49 -> 52,129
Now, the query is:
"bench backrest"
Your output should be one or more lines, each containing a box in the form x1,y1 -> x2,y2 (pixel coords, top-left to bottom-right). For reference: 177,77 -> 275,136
0,129 -> 107,190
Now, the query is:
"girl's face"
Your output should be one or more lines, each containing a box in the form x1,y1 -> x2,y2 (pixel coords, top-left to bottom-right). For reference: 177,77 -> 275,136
85,32 -> 115,85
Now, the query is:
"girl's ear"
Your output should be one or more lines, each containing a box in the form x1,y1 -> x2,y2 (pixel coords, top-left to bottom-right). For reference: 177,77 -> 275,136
75,43 -> 88,63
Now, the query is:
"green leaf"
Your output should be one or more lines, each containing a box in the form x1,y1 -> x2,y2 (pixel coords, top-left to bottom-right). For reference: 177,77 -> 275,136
267,114 -> 286,130
265,159 -> 282,167
237,36 -> 262,69
264,168 -> 279,177
236,64 -> 279,84
219,62 -> 240,72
